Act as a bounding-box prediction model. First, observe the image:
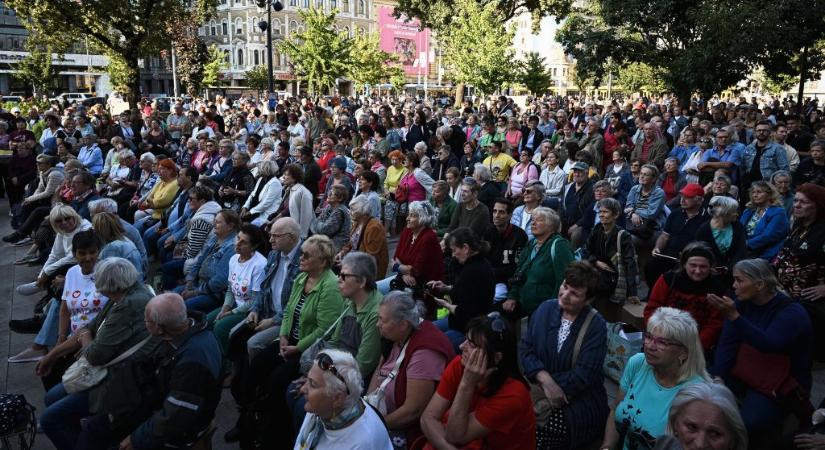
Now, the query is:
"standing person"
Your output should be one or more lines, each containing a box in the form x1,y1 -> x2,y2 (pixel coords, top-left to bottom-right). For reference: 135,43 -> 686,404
739,180 -> 789,261
579,118 -> 605,174
519,261 -> 609,450
742,120 -> 789,186
420,313 -> 536,450
485,198 -> 528,304
632,122 -> 669,169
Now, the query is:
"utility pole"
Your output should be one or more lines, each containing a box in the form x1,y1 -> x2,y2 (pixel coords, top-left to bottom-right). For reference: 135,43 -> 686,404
171,48 -> 179,98
257,0 -> 284,93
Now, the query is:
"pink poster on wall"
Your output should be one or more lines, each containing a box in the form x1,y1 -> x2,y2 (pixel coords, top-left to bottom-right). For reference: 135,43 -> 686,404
377,6 -> 430,77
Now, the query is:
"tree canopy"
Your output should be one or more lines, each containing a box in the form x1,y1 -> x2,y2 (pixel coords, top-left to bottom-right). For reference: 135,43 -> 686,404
394,0 -> 572,32
517,52 -> 553,96
203,44 -> 229,88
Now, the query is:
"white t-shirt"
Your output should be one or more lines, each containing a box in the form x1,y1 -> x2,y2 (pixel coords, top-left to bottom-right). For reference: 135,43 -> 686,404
228,252 -> 267,308
294,404 -> 393,450
61,265 -> 109,334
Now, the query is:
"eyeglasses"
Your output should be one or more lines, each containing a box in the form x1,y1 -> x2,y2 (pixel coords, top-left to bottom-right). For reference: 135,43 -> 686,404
337,272 -> 360,281
316,353 -> 350,394
643,332 -> 684,349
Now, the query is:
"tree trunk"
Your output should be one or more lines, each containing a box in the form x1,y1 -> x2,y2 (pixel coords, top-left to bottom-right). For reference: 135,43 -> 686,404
124,53 -> 141,111
454,82 -> 465,108
797,45 -> 808,115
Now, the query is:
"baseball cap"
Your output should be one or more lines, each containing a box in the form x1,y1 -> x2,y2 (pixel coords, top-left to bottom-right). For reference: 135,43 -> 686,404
572,161 -> 588,171
680,183 -> 705,198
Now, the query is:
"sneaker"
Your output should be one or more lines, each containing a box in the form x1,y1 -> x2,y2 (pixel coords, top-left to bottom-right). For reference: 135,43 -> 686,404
14,254 -> 39,265
13,237 -> 32,247
8,316 -> 44,334
7,347 -> 46,363
2,232 -> 22,243
16,282 -> 42,296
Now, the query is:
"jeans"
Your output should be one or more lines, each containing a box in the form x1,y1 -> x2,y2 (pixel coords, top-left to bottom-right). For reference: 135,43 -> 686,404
141,221 -> 163,257
162,259 -> 186,290
434,317 -> 465,353
40,383 -> 90,450
185,294 -> 221,313
34,298 -> 60,347
740,388 -> 784,434
207,310 -> 246,355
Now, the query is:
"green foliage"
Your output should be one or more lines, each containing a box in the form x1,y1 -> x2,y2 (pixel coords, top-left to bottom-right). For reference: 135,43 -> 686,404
517,52 -> 552,96
390,68 -> 407,93
6,0 -> 217,107
394,0 -> 573,32
106,52 -> 138,96
170,12 -> 210,96
615,62 -> 666,95
438,0 -> 515,95
277,8 -> 352,96
350,33 -> 400,94
570,64 -> 597,93
245,65 -> 270,95
753,69 -> 796,96
1,99 -> 50,115
16,38 -> 62,96
203,44 -> 229,88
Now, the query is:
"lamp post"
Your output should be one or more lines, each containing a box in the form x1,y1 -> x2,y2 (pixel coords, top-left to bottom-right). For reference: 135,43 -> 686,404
257,0 -> 284,93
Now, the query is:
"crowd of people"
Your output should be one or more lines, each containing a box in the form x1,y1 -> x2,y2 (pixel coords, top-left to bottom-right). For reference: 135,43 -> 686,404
0,90 -> 824,450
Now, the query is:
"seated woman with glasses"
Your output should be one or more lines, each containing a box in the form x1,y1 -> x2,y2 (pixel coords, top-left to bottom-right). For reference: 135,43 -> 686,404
600,307 -> 710,450
295,349 -> 393,450
420,312 -> 536,450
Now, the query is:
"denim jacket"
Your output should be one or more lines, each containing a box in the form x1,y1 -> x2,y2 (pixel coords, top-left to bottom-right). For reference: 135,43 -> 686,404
186,231 -> 238,300
743,141 -> 789,181
250,244 -> 303,322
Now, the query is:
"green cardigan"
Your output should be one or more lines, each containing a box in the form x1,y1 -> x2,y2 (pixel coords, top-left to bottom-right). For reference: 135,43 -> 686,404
331,289 -> 382,378
432,197 -> 458,238
507,234 -> 574,315
280,269 -> 345,352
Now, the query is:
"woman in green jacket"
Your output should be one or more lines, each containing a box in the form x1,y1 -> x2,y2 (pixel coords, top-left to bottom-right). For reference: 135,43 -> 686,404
502,206 -> 575,318
231,234 -> 344,447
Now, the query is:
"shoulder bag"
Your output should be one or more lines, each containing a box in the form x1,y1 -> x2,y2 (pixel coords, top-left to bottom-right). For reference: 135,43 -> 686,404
63,334 -> 153,394
298,305 -> 351,374
363,339 -> 409,417
610,230 -> 629,304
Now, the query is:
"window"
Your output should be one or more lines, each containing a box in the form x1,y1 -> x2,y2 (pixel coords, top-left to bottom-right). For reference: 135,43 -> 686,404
330,0 -> 336,8
303,0 -> 309,7
357,0 -> 364,15
342,0 -> 349,12
224,50 -> 230,63
253,49 -> 259,65
237,49 -> 244,66
222,21 -> 228,35
236,18 -> 243,35
316,0 -> 323,8
273,50 -> 281,67
289,0 -> 296,6
272,19 -> 282,35
210,21 -> 217,35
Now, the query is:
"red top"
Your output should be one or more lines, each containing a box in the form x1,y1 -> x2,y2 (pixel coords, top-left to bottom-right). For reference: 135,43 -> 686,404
662,174 -> 678,201
317,150 -> 336,172
394,227 -> 444,284
424,356 -> 536,450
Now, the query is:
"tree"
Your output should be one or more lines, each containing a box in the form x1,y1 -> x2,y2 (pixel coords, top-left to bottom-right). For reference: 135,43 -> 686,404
16,39 -> 61,97
170,12 -> 210,97
556,0 -> 780,105
390,69 -> 407,94
753,69 -> 796,96
278,8 -> 352,96
202,44 -> 229,88
394,0 -> 573,32
246,65 -> 269,97
615,62 -> 666,96
349,32 -> 400,95
517,52 -> 552,96
438,0 -> 515,96
6,0 -> 216,108
570,64 -> 597,94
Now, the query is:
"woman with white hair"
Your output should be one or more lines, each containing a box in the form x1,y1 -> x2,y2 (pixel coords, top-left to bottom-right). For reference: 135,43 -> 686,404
339,194 -> 388,278
708,259 -> 813,437
295,349 -> 393,449
600,307 -> 710,450
660,382 -> 748,450
241,159 -> 282,226
377,201 -> 444,296
695,196 -> 746,278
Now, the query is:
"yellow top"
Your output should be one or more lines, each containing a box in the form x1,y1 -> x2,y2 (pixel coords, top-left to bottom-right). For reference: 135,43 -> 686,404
483,152 -> 517,183
384,165 -> 408,193
147,179 -> 180,219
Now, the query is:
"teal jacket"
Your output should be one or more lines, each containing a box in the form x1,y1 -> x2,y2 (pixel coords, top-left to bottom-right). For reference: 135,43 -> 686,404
280,269 -> 345,352
508,234 -> 574,315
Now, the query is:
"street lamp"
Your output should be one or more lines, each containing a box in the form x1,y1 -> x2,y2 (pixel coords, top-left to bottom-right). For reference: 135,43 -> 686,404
256,0 -> 284,93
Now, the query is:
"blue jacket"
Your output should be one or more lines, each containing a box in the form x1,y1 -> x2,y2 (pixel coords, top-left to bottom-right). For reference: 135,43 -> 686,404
510,205 -> 534,240
740,206 -> 789,260
101,239 -> 144,281
250,244 -> 303,321
186,231 -> 238,301
743,141 -> 789,181
626,185 -> 667,229
519,300 -> 608,448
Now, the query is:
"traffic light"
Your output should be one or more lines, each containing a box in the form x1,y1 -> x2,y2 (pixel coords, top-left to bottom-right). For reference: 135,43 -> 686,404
256,0 -> 267,8
272,1 -> 283,11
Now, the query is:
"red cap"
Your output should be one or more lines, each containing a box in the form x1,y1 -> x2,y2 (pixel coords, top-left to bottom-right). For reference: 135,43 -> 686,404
680,183 -> 705,198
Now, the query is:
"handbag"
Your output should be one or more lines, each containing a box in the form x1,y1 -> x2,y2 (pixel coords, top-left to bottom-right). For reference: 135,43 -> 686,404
62,335 -> 152,394
610,230 -> 629,304
394,181 -> 409,203
364,339 -> 409,417
603,322 -> 643,383
530,308 -> 596,427
298,306 -> 351,374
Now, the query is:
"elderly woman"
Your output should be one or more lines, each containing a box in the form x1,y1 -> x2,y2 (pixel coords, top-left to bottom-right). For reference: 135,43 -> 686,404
383,150 -> 409,235
413,141 -> 432,175
102,149 -> 140,204
585,197 -> 640,320
133,158 -> 179,228
322,157 -> 353,205
37,257 -> 155,450
92,212 -> 143,275
353,170 -> 382,219
378,201 -> 444,297
209,224 -> 268,353
658,156 -> 687,208
430,180 -> 457,238
311,184 -> 352,252
427,227 -> 495,351
296,350 -> 393,449
339,195 -> 388,278
273,164 -> 314,239
181,210 -> 241,313
202,138 -> 234,184
241,160 -> 282,226
624,163 -> 667,245
601,307 -> 710,450
218,151 -> 255,210
246,235 -> 345,447
708,259 -> 813,436
771,170 -> 794,218
511,180 -> 545,240
432,144 -> 459,181
659,383 -> 747,450
740,180 -> 789,260
695,196 -> 746,280
644,242 -> 726,353
776,183 -> 825,362
520,261 -> 608,450
366,291 -> 454,448
503,207 -> 574,318
421,312 -> 536,450
125,152 -> 158,217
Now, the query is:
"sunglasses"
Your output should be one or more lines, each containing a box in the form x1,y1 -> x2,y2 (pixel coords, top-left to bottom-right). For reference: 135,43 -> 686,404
486,311 -> 507,341
337,272 -> 360,281
316,353 -> 350,394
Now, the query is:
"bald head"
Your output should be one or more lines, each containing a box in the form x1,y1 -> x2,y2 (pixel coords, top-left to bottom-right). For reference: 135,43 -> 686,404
145,293 -> 188,336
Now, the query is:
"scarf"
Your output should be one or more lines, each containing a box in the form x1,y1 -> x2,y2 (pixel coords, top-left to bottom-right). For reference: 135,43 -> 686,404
296,400 -> 365,450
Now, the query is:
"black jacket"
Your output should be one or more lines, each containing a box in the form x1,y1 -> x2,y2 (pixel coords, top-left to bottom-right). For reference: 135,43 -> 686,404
519,127 -> 545,153
478,181 -> 502,215
484,224 -> 528,284
448,253 -> 496,332
562,180 -> 595,229
431,154 -> 459,181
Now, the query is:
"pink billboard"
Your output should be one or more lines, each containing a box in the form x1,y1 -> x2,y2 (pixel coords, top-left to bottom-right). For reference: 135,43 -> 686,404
377,6 -> 430,77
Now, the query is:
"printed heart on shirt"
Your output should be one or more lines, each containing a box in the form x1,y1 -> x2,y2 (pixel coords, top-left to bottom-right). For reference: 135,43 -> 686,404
81,299 -> 89,308
72,291 -> 81,298
71,300 -> 77,307
93,299 -> 100,306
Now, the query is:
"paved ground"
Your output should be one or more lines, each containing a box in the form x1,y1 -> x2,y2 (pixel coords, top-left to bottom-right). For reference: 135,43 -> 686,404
0,201 -> 822,449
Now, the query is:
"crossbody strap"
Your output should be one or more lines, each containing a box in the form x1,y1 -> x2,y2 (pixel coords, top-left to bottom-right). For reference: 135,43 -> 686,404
571,308 -> 596,367
103,335 -> 153,368
375,339 -> 410,393
321,305 -> 351,341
